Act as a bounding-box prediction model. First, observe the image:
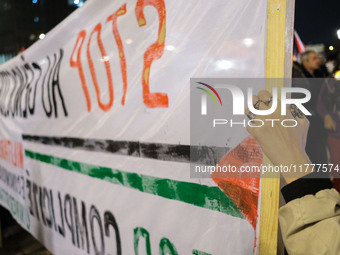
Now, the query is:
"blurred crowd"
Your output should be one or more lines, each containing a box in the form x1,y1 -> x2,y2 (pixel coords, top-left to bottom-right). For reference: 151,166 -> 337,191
292,50 -> 340,190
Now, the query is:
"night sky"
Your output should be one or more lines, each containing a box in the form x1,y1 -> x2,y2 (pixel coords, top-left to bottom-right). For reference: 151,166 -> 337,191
294,0 -> 340,45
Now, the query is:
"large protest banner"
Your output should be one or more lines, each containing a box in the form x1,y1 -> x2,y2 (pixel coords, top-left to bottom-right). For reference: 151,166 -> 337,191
0,0 -> 293,254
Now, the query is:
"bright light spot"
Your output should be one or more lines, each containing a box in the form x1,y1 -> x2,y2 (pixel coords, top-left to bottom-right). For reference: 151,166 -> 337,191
337,29 -> 340,40
34,17 -> 39,22
243,38 -> 254,47
74,0 -> 83,7
165,45 -> 175,51
100,56 -> 110,62
335,70 -> 340,80
125,39 -> 133,44
32,0 -> 38,3
39,33 -> 45,40
216,60 -> 234,70
329,46 -> 334,51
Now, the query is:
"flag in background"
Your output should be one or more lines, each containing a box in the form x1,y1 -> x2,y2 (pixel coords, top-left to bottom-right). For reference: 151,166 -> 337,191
294,30 -> 306,61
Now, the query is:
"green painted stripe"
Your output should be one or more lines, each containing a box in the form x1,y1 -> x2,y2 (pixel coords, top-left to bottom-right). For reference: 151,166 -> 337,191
25,150 -> 244,220
196,87 -> 217,105
192,250 -> 212,255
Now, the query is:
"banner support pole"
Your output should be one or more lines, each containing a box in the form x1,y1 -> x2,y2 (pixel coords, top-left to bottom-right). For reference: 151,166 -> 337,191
260,0 -> 288,254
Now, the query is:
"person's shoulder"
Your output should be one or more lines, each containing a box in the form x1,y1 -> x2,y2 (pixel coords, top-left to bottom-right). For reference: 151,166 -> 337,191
292,62 -> 306,78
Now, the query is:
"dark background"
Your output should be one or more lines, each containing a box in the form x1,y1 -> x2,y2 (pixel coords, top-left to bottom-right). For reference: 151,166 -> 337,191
0,0 -> 85,61
294,0 -> 340,45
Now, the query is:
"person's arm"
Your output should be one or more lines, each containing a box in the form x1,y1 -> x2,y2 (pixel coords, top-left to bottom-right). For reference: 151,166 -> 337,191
279,175 -> 339,255
246,90 -> 340,255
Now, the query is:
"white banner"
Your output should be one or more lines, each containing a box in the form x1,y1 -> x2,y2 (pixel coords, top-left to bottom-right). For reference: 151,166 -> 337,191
0,0 -> 269,254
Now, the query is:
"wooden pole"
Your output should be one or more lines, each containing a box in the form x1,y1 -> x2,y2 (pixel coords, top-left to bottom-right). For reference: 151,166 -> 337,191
259,0 -> 288,254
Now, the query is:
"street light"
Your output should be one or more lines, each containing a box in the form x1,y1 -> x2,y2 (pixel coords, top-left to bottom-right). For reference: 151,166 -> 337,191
337,29 -> 340,40
335,70 -> 340,81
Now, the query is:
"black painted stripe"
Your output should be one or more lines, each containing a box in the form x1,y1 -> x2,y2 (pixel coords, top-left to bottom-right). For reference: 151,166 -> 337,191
22,134 -> 230,165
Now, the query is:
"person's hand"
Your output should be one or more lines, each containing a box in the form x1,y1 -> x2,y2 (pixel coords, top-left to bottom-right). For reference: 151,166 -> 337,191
245,90 -> 312,183
324,114 -> 336,131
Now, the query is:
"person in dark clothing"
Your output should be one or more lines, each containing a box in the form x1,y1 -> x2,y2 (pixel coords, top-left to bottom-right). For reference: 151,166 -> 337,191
317,76 -> 340,192
292,50 -> 328,165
